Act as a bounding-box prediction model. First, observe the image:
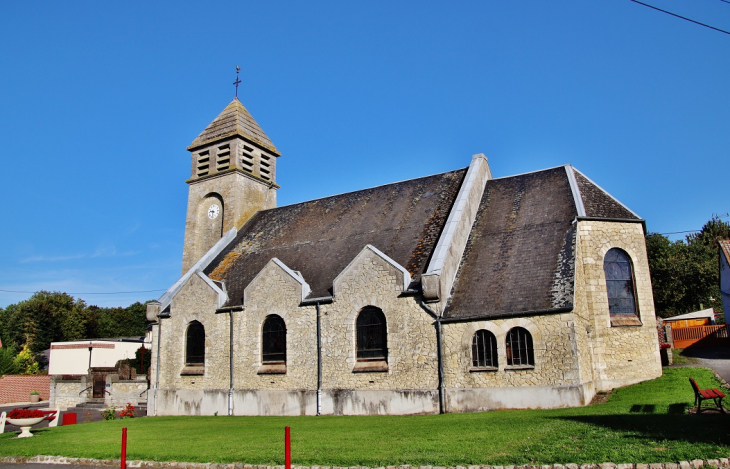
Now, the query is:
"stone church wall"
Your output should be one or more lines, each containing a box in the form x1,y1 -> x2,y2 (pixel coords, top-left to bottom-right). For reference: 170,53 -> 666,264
573,220 -> 662,390
152,246 -> 440,416
441,313 -> 591,412
150,220 -> 661,417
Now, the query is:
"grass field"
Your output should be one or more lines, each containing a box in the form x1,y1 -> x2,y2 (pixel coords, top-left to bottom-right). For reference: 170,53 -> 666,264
1,368 -> 729,466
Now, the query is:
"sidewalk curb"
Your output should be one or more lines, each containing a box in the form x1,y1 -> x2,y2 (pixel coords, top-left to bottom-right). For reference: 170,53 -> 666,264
3,456 -> 730,469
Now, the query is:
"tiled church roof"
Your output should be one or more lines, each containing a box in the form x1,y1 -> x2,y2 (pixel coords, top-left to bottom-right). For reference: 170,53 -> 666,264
205,169 -> 468,305
571,168 -> 639,220
188,98 -> 280,155
443,166 -> 642,320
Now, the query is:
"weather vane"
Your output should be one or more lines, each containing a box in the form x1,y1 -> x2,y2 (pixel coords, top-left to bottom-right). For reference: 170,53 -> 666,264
233,65 -> 241,98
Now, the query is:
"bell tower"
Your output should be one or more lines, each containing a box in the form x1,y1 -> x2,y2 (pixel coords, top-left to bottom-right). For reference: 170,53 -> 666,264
181,98 -> 280,273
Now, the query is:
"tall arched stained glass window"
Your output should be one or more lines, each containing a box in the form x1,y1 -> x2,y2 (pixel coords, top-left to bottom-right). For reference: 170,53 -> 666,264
356,306 -> 387,361
603,248 -> 639,318
186,321 -> 205,365
262,315 -> 286,364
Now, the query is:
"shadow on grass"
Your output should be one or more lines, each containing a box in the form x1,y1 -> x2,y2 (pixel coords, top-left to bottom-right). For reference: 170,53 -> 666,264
556,409 -> 730,445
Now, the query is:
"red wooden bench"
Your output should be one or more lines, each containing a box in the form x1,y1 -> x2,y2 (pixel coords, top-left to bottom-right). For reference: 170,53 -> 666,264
689,377 -> 726,413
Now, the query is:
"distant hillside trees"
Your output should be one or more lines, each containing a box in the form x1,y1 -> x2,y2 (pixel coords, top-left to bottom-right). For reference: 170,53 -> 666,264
0,291 -> 150,358
646,216 -> 729,319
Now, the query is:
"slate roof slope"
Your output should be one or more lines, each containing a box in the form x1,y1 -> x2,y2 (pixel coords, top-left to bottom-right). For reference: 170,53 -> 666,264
571,168 -> 640,220
187,98 -> 280,155
206,169 -> 468,306
445,166 -> 620,321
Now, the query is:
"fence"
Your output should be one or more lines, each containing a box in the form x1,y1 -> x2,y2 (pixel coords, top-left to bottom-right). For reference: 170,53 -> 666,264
671,324 -> 730,349
0,375 -> 51,404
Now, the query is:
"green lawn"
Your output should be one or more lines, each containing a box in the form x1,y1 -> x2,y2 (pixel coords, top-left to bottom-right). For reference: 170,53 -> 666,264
1,368 -> 729,466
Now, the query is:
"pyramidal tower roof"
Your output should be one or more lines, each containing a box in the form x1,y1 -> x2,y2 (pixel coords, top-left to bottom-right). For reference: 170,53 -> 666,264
188,98 -> 280,155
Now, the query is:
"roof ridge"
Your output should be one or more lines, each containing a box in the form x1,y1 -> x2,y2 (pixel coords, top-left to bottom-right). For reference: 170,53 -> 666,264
490,164 -> 566,180
262,167 -> 469,212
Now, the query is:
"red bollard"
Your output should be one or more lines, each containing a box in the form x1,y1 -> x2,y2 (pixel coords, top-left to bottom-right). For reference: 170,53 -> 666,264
121,427 -> 127,469
285,426 -> 291,469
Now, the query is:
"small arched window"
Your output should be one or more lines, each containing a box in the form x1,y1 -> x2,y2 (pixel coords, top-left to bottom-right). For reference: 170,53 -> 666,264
356,306 -> 387,361
506,327 -> 534,367
472,330 -> 498,368
262,315 -> 286,364
603,248 -> 639,319
186,321 -> 205,365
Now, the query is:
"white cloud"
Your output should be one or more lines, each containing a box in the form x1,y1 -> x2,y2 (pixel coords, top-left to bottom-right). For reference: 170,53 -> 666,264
20,254 -> 85,263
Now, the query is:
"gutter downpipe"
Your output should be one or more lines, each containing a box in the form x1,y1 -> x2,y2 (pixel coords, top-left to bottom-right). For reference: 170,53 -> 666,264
316,302 -> 322,416
419,300 -> 444,414
153,316 -> 165,417
228,310 -> 234,416
216,305 -> 243,416
301,296 -> 332,416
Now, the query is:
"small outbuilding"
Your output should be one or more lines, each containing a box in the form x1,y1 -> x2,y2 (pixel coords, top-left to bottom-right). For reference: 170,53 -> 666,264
664,309 -> 717,328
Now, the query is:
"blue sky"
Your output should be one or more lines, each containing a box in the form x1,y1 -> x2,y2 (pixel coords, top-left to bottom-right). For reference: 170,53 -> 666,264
1,1 -> 728,308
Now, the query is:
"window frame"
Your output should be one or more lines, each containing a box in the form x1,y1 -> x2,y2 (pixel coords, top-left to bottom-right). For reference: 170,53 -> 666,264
470,329 -> 498,371
603,248 -> 642,327
353,306 -> 388,373
505,327 -> 534,369
261,315 -> 287,364
182,320 -> 205,375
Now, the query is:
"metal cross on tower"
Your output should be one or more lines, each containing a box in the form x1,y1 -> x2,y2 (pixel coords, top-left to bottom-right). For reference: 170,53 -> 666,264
233,65 -> 242,98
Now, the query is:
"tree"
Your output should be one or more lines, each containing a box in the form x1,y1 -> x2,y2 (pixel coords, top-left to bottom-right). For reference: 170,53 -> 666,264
13,345 -> 40,375
15,291 -> 87,355
0,345 -> 21,376
647,215 -> 729,318
93,302 -> 147,338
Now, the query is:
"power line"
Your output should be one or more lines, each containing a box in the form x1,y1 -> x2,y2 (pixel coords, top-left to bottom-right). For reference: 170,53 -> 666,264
629,0 -> 730,36
0,288 -> 166,295
657,230 -> 701,235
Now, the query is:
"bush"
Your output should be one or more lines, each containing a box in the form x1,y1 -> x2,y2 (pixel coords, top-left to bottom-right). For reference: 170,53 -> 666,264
102,406 -> 117,420
119,403 -> 135,418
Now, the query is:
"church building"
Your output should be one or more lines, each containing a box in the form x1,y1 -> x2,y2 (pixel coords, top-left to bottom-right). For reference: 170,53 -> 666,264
145,96 -> 662,416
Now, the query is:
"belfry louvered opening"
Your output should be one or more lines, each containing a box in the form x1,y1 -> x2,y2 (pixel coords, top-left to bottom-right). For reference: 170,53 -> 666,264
241,145 -> 255,173
196,151 -> 210,177
216,144 -> 230,171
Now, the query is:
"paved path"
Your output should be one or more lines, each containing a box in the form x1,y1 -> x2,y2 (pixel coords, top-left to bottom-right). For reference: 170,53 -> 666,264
672,347 -> 730,384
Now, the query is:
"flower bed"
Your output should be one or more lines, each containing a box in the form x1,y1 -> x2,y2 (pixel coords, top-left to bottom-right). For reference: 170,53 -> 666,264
7,409 -> 46,419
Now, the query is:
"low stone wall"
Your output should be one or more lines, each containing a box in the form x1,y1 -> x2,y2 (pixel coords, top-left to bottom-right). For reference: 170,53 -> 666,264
50,375 -> 149,410
49,377 -> 88,410
3,455 -> 730,469
109,379 -> 148,407
0,374 -> 51,404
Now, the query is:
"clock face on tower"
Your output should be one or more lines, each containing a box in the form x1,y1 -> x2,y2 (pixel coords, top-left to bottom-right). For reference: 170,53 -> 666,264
207,204 -> 220,219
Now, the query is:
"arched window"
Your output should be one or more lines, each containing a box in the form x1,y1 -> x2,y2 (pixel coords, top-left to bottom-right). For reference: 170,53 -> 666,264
356,306 -> 387,361
262,315 -> 286,364
186,321 -> 205,365
472,330 -> 498,368
506,327 -> 534,367
603,248 -> 639,318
